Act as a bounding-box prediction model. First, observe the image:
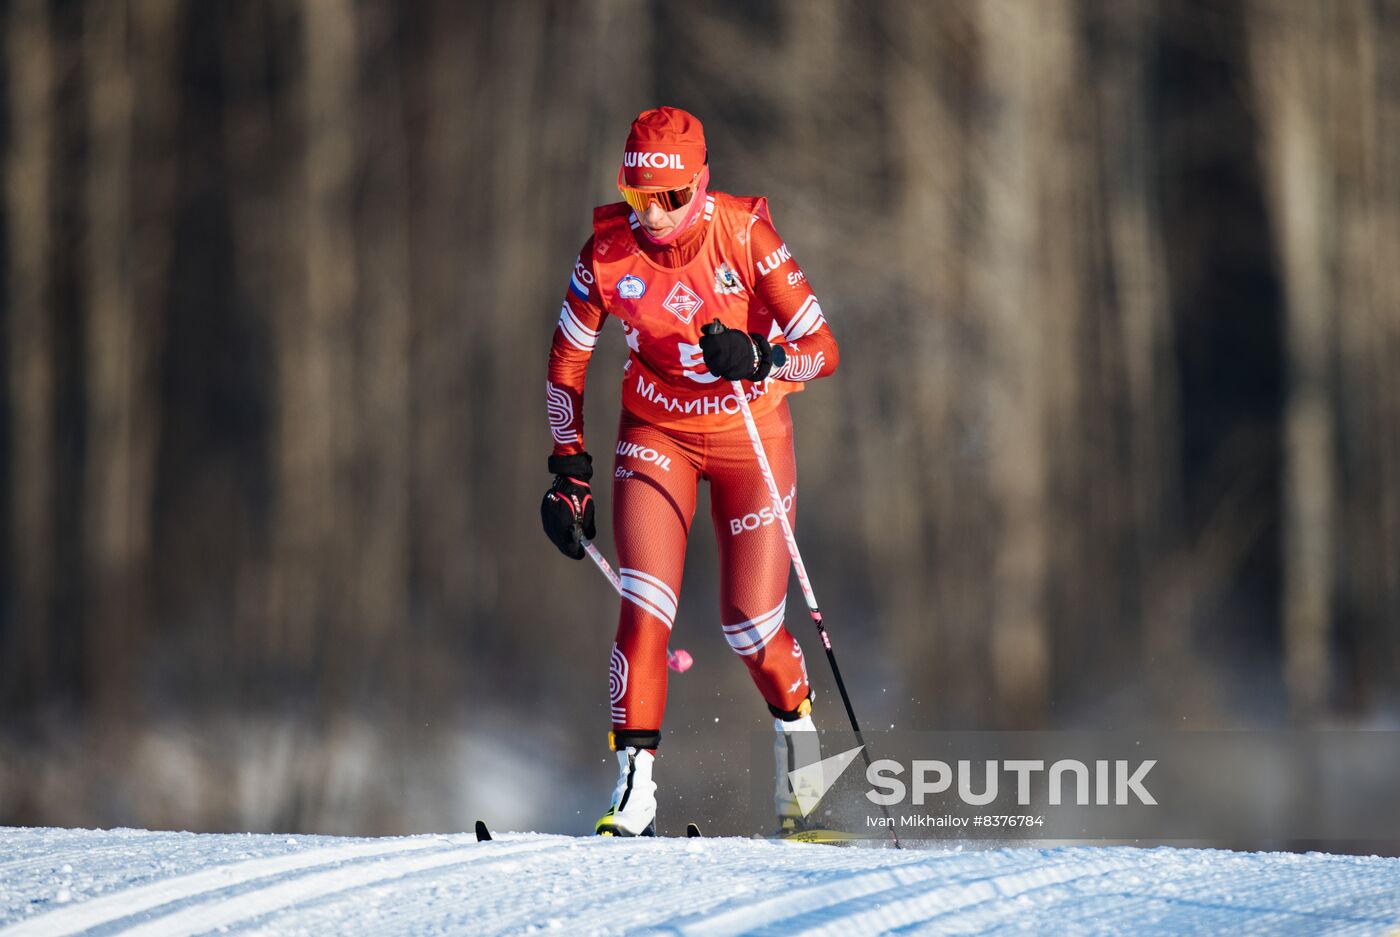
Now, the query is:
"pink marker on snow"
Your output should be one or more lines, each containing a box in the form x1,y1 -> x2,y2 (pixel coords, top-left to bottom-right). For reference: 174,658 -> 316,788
667,649 -> 694,673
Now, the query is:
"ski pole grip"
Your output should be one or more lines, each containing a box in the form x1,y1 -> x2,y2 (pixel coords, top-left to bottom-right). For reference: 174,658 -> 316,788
702,319 -> 725,336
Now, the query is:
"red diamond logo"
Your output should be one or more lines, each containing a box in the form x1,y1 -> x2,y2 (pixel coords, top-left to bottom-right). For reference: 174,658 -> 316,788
662,281 -> 705,323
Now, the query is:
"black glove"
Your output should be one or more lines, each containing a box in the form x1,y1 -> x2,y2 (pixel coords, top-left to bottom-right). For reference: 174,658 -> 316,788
699,320 -> 782,381
541,452 -> 595,560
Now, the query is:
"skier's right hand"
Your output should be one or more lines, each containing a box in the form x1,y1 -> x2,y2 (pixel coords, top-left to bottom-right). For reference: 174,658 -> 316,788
541,452 -> 596,560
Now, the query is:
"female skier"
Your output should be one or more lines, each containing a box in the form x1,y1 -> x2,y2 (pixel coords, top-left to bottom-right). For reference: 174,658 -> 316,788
541,106 -> 839,836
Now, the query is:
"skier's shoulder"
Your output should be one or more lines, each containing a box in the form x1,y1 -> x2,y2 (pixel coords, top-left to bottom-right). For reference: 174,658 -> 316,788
574,232 -> 598,260
566,233 -> 604,307
593,200 -> 632,227
709,191 -> 772,228
590,202 -> 635,259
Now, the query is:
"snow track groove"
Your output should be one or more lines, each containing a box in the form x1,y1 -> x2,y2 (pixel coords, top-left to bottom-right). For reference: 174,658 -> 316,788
0,834 -> 468,936
115,839 -> 558,936
741,852 -> 1135,936
662,848 -> 1012,935
2,828 -> 1398,935
0,837 -> 154,878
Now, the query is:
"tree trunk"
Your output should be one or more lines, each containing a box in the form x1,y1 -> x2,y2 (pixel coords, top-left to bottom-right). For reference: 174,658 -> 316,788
1248,0 -> 1338,720
4,0 -> 56,706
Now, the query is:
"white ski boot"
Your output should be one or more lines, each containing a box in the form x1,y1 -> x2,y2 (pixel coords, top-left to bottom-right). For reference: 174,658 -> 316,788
774,699 -> 822,835
595,737 -> 657,837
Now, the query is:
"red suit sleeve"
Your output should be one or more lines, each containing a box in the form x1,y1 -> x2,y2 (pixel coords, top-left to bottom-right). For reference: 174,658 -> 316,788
547,237 -> 608,457
748,212 -> 839,383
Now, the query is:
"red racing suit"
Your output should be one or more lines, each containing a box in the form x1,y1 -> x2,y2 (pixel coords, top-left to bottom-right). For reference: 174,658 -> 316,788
547,191 -> 838,744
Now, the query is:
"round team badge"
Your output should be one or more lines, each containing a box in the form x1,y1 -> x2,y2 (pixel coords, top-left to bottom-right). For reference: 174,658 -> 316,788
617,275 -> 647,299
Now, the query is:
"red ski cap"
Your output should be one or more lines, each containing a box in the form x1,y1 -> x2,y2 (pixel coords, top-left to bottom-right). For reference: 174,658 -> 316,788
621,106 -> 706,188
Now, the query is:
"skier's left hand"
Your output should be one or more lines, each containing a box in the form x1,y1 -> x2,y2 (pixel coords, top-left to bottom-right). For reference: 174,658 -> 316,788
541,452 -> 596,560
699,321 -> 778,382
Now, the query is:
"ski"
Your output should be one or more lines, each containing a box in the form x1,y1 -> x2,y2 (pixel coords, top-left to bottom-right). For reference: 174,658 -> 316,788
475,819 -> 704,839
774,828 -> 858,846
475,818 -> 851,842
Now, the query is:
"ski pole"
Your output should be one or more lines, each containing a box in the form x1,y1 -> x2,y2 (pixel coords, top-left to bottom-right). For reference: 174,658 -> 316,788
582,537 -> 623,590
703,320 -> 899,846
582,537 -> 693,673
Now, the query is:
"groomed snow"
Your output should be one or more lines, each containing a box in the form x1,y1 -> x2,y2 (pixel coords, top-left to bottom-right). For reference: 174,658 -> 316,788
1,827 -> 1398,935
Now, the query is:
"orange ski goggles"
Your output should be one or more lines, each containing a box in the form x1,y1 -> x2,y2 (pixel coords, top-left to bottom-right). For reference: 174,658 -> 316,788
618,181 -> 698,214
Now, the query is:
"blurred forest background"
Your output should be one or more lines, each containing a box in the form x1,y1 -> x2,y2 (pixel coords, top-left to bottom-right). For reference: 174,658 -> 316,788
1,0 -> 1398,838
